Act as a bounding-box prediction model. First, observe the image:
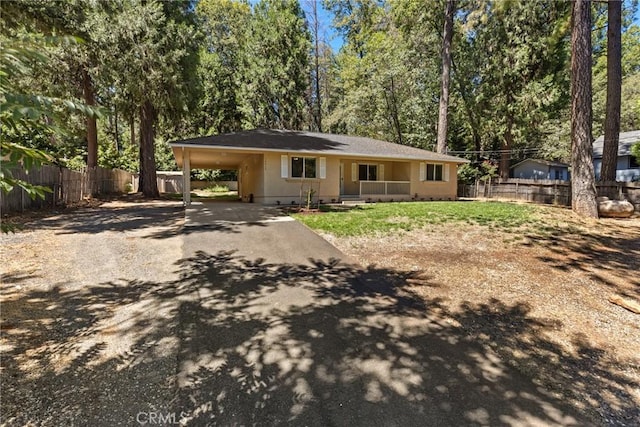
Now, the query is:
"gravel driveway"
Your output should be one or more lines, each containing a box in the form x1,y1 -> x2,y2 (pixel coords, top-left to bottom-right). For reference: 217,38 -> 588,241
1,199 -> 184,425
1,199 -> 596,426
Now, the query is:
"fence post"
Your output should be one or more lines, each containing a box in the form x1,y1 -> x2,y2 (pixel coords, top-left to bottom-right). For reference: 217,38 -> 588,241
59,166 -> 64,205
618,183 -> 623,200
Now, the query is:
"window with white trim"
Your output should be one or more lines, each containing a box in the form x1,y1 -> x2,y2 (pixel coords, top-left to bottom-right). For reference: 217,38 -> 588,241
421,163 -> 447,181
291,156 -> 316,178
358,164 -> 378,181
427,164 -> 443,181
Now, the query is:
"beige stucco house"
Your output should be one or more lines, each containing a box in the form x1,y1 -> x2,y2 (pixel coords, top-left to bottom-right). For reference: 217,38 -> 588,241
170,129 -> 469,205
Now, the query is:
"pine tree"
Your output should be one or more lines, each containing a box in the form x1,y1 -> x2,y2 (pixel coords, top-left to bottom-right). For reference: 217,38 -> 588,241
243,0 -> 311,129
436,0 -> 455,154
570,0 -> 598,217
93,1 -> 200,197
196,0 -> 251,134
601,0 -> 622,182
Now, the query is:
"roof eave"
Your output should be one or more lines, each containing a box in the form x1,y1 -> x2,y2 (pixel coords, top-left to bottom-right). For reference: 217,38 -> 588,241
170,142 -> 470,164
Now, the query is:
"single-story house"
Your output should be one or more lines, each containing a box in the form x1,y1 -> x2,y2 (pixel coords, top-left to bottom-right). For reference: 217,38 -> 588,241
593,130 -> 640,182
511,159 -> 570,180
170,129 -> 469,205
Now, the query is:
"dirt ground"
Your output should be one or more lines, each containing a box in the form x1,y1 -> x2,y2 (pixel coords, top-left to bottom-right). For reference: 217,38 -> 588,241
2,199 -> 639,425
321,206 -> 640,424
1,197 -> 185,425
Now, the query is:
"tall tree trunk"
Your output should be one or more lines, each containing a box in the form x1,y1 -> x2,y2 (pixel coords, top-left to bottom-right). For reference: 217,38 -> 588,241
82,67 -> 97,197
130,113 -> 136,188
500,112 -> 513,180
138,100 -> 159,198
571,0 -> 598,218
452,59 -> 481,159
312,0 -> 322,132
130,114 -> 136,146
321,47 -> 332,132
382,79 -> 403,145
601,0 -> 622,182
82,68 -> 98,169
114,106 -> 119,153
436,0 -> 455,154
389,77 -> 402,145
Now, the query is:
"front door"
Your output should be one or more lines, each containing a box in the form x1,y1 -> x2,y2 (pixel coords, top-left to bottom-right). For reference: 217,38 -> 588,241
340,162 -> 344,194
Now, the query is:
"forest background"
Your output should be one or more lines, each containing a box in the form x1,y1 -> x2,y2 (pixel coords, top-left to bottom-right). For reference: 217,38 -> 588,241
2,0 -> 639,186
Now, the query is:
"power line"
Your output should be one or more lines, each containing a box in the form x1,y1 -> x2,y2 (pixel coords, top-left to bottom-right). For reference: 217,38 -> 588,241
446,148 -> 544,154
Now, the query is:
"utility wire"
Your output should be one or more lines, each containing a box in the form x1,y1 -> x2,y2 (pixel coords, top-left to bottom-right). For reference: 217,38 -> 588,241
447,148 -> 544,154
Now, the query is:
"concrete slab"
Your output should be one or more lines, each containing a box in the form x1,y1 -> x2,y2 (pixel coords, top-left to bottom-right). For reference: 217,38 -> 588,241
184,201 -> 352,265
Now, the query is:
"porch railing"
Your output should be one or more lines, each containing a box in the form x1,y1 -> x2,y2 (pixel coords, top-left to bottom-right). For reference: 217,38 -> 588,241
360,181 -> 410,196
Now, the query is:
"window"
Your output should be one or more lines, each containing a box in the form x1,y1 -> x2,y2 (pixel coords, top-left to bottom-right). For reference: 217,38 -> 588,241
426,164 -> 443,181
358,164 -> 377,181
420,163 -> 448,181
291,157 -> 316,178
630,156 -> 640,169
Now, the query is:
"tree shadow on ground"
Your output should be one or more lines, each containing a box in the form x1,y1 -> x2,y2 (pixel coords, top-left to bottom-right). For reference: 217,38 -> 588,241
31,204 -> 187,237
524,223 -> 640,298
2,251 -> 637,426
26,201 -> 287,239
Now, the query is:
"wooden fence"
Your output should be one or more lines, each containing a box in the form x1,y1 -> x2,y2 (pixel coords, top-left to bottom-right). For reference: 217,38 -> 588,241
458,178 -> 640,212
1,165 -> 133,213
132,172 -> 184,194
132,173 -> 239,193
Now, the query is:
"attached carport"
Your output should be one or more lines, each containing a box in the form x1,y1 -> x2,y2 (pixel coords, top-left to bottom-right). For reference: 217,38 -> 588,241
171,145 -> 261,205
170,129 -> 468,206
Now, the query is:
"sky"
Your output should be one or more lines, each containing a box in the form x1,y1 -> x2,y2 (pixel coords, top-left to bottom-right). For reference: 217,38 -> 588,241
300,0 -> 344,52
258,0 -> 640,55
299,0 -> 640,54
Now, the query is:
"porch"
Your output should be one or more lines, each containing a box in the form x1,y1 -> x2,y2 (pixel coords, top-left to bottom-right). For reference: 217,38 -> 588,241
339,159 -> 412,200
358,180 -> 411,197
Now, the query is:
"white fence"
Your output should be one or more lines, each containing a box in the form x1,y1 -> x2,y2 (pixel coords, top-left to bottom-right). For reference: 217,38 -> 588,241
360,181 -> 410,196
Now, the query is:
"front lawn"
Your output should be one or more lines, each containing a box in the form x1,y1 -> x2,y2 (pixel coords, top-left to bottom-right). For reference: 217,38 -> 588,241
295,199 -> 640,425
294,200 -> 537,237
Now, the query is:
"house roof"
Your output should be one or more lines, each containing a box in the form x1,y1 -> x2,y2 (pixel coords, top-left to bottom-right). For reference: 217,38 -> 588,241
593,130 -> 640,158
170,129 -> 470,164
510,158 -> 569,169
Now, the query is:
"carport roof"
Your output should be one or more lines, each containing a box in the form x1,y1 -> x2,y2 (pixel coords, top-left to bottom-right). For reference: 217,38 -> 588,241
170,129 -> 469,165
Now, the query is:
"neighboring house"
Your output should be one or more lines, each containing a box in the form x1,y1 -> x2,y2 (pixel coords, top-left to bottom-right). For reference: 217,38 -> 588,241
593,130 -> 640,182
511,159 -> 570,180
170,129 -> 469,205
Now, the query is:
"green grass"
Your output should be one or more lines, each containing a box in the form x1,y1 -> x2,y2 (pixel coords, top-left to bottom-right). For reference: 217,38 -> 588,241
203,184 -> 230,193
293,201 -> 537,237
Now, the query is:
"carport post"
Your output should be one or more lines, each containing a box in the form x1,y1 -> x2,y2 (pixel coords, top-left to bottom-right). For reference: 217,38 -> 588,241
182,148 -> 191,206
